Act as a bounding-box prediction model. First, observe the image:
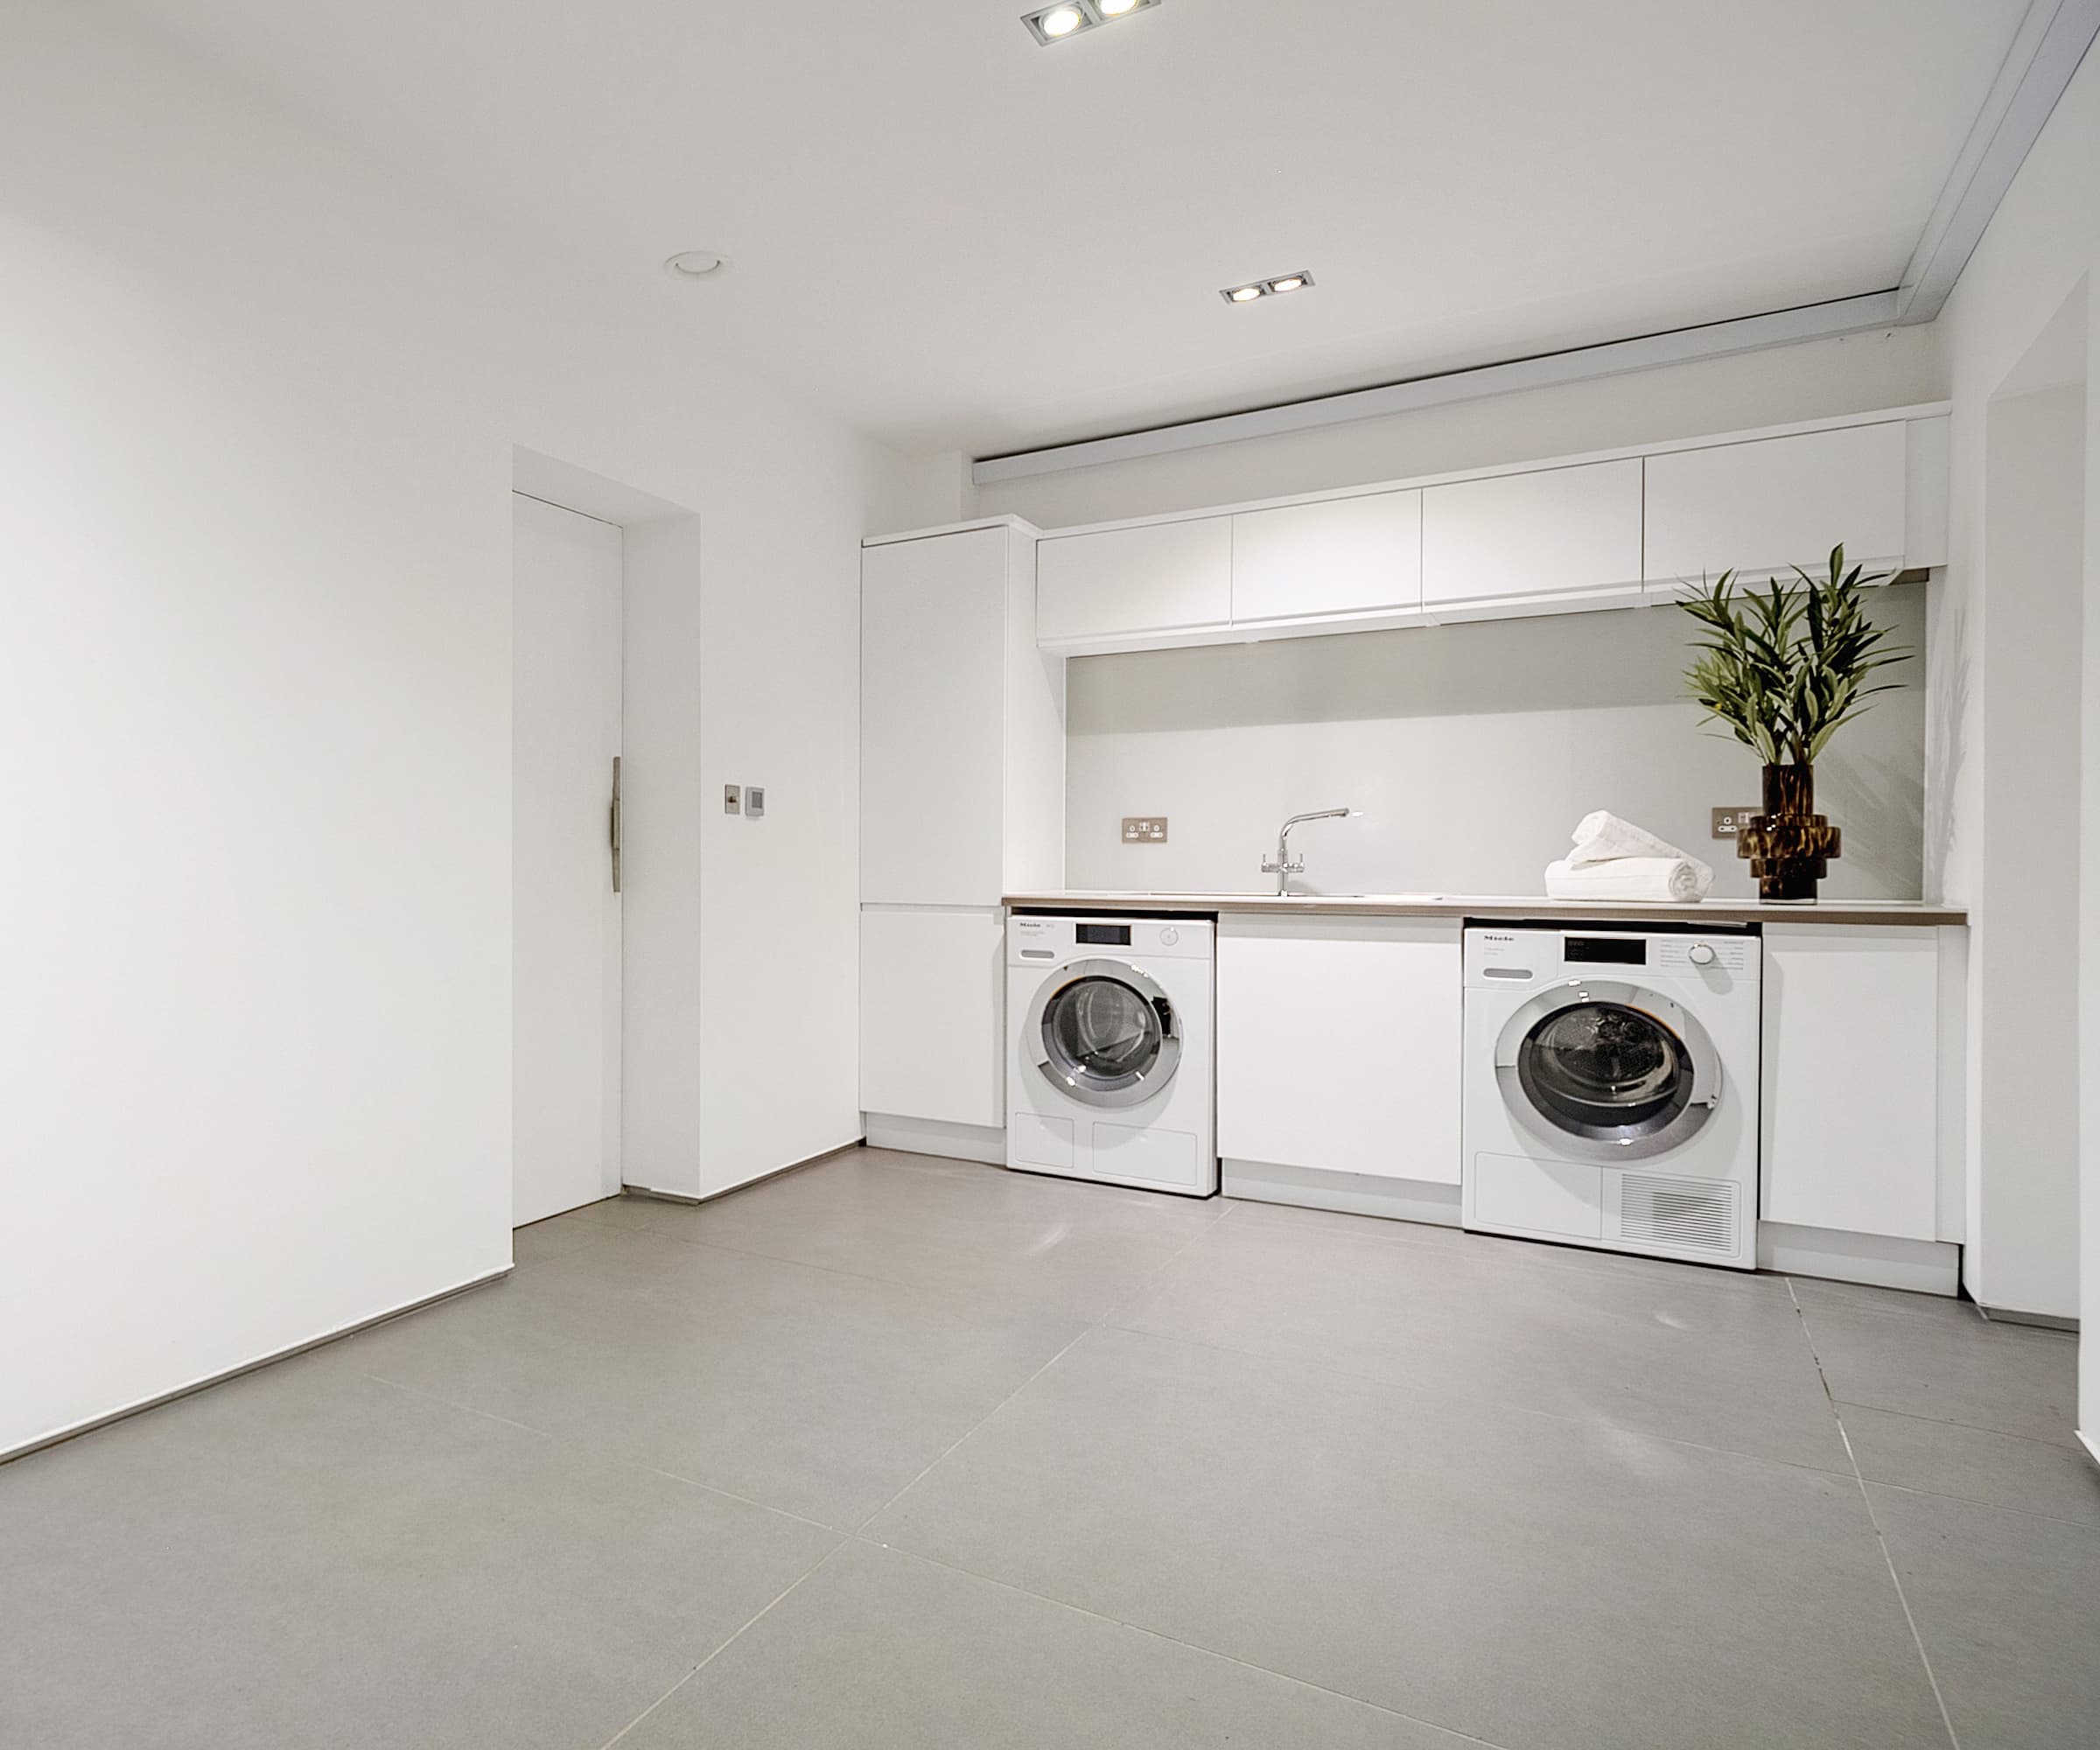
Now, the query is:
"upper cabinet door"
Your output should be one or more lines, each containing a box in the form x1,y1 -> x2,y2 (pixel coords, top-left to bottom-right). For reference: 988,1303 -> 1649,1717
1643,422 -> 1908,592
862,528 -> 1008,907
1230,490 -> 1423,624
1037,516 -> 1233,648
1421,458 -> 1643,620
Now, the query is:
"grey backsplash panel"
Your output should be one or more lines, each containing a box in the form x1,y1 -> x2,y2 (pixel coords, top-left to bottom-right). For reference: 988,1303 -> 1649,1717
1064,582 -> 1927,900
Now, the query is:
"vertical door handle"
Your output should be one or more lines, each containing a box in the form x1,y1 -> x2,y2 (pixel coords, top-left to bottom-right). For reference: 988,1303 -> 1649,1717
609,756 -> 623,895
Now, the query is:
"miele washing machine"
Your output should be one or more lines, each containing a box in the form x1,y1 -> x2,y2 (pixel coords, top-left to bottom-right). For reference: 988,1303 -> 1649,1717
1006,914 -> 1217,1197
1461,926 -> 1761,1268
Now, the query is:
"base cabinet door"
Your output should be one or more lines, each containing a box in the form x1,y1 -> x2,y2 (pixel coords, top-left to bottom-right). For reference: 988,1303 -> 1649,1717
1217,918 -> 1462,1183
860,908 -> 1004,1128
1760,925 -> 1939,1241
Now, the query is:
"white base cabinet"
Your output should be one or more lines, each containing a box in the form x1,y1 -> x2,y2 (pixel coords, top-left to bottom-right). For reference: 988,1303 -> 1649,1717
1760,925 -> 1944,1243
1217,916 -> 1462,1185
860,908 -> 1005,1130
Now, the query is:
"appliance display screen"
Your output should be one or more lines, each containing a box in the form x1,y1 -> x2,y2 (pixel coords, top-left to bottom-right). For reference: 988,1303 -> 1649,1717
1076,923 -> 1132,947
1564,935 -> 1646,965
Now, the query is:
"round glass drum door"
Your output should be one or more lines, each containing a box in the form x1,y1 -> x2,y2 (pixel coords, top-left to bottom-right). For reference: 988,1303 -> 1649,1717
1496,981 -> 1718,1157
1031,959 -> 1183,1110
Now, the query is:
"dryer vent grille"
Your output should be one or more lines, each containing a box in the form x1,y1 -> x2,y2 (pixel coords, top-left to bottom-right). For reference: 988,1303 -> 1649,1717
1619,1173 -> 1737,1254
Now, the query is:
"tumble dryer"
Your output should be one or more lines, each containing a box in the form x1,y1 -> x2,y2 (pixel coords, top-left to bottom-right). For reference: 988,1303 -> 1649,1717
1462,926 -> 1761,1268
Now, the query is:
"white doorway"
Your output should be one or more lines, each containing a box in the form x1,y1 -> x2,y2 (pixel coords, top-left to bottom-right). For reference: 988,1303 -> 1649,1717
513,492 -> 624,1226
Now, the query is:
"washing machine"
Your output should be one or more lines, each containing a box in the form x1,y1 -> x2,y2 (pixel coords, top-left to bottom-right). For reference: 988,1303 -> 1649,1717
1006,914 -> 1216,1197
1462,927 -> 1760,1268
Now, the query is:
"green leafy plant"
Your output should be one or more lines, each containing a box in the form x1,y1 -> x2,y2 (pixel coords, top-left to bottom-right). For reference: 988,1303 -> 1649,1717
1679,545 -> 1911,766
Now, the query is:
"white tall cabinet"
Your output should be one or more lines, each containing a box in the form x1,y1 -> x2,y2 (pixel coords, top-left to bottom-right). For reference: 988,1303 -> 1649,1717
860,521 -> 1063,1159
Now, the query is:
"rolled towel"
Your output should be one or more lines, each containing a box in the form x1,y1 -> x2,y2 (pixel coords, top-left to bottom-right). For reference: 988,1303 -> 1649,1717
1544,856 -> 1713,903
1567,810 -> 1688,866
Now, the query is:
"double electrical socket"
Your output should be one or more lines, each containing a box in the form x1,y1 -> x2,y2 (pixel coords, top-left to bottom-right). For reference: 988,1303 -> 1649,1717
1122,816 -> 1169,844
1711,805 -> 1759,839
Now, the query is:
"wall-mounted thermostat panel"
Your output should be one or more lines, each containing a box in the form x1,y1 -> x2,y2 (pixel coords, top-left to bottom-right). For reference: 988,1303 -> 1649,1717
1122,816 -> 1168,844
746,787 -> 766,819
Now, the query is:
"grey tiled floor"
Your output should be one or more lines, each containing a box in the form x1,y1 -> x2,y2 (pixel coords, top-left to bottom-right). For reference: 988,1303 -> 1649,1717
4,1147 -> 2095,1749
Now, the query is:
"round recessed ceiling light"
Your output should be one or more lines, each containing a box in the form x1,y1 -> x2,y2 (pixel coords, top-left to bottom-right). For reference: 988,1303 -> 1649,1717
1228,284 -> 1264,303
1040,5 -> 1085,35
663,249 -> 729,281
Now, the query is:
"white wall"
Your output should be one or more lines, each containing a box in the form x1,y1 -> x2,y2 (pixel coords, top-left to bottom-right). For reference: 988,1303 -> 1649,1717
1931,41 -> 2100,1347
1918,46 -> 2100,1388
0,3 -> 923,1454
1065,588 -> 1928,900
970,327 -> 1943,530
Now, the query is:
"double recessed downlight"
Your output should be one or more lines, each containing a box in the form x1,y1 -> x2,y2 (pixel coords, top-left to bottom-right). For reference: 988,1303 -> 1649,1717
1022,0 -> 1158,47
1221,271 -> 1316,305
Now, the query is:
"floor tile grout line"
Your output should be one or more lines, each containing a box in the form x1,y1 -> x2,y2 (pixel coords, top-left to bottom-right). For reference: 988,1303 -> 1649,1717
1857,1474 -> 2100,1534
570,1211 -> 1200,1328
1791,1280 -> 1963,1750
850,1536 -> 1516,1749
351,1365 -> 850,1538
1824,1396 -> 2092,1452
1089,1197 -> 1238,1329
352,1368 -> 563,1442
850,1325 -> 1096,1537
592,1536 -> 853,1750
1092,1309 -> 1861,1483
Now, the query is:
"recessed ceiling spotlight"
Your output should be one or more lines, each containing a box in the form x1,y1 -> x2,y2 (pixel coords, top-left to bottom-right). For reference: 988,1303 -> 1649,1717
1219,270 -> 1315,304
663,249 -> 729,281
1022,0 -> 1158,47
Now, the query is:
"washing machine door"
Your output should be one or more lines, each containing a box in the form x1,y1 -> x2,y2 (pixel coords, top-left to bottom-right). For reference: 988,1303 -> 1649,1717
1494,979 -> 1720,1159
1029,958 -> 1183,1110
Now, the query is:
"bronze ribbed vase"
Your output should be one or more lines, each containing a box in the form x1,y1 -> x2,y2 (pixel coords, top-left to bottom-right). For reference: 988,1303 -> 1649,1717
1737,762 -> 1840,901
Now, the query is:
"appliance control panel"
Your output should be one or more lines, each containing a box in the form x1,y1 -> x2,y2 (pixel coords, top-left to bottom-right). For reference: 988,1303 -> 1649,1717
1007,914 -> 1214,965
1465,928 -> 1759,985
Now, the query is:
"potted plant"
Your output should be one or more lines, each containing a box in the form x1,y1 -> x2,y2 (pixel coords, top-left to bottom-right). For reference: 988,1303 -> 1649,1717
1680,546 -> 1911,900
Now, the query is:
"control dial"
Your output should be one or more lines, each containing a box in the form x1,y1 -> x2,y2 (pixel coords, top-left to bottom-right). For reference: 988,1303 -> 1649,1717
1687,943 -> 1718,967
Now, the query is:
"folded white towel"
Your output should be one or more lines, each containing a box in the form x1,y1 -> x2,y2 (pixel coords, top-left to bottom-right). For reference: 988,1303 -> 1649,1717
1567,811 -> 1688,867
1544,857 -> 1713,903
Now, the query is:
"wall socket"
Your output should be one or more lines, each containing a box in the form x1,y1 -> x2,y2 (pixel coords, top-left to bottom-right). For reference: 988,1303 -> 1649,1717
1711,805 -> 1760,839
1122,816 -> 1169,844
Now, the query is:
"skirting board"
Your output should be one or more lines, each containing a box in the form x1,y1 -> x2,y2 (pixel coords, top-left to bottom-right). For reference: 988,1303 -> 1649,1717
1222,1158 -> 1462,1228
866,1114 -> 1007,1167
1,1264 -> 514,1467
2081,1430 -> 2099,1469
1757,1221 -> 1961,1296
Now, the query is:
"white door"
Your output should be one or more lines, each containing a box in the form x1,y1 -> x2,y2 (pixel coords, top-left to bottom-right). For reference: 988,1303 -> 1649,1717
513,494 -> 623,1226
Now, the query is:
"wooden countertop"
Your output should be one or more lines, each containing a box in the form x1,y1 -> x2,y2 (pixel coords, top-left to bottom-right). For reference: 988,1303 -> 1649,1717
1002,892 -> 1968,928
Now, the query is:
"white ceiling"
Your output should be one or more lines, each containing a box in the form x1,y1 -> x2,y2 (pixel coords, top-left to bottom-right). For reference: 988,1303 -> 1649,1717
111,0 -> 2028,457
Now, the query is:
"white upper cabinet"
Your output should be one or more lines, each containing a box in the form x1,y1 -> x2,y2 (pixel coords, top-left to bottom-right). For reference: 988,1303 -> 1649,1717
1037,516 -> 1233,649
1230,490 -> 1424,625
1019,406 -> 1948,655
1643,421 -> 1909,591
1421,458 -> 1644,620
